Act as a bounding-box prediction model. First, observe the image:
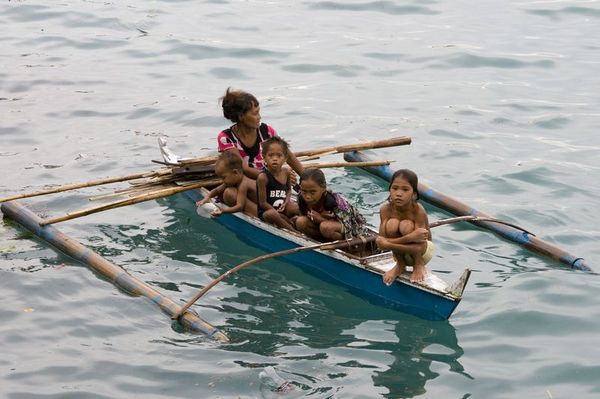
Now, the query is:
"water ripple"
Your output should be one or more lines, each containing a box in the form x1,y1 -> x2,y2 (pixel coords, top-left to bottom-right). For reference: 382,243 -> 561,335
429,53 -> 555,69
308,0 -> 440,15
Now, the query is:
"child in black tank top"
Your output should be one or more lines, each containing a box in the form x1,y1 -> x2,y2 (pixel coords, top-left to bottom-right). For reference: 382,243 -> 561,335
256,137 -> 300,231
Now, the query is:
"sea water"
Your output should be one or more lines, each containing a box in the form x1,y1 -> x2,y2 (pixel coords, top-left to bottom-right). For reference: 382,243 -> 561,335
1,1 -> 599,398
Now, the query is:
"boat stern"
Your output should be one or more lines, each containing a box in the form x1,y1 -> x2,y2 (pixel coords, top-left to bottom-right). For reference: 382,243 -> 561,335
447,268 -> 471,299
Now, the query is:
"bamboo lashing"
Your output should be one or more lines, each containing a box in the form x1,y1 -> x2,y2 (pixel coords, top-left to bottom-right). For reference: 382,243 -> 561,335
40,178 -> 221,225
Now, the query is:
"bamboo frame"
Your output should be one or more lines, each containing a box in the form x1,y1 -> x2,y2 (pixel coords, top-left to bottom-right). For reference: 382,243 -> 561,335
40,178 -> 221,225
303,160 -> 392,169
0,169 -> 171,203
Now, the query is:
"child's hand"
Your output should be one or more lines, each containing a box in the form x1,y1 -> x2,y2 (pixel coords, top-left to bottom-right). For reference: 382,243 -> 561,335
308,210 -> 324,224
289,170 -> 298,186
411,228 -> 429,243
277,203 -> 287,213
376,236 -> 391,250
210,208 -> 223,217
196,198 -> 208,207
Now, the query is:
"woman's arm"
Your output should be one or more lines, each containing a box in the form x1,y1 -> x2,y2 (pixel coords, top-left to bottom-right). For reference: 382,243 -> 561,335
286,151 -> 305,176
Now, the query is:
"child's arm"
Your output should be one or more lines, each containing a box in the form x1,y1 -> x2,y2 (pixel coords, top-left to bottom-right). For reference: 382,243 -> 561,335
196,184 -> 226,206
415,204 -> 432,240
382,205 -> 431,245
256,173 -> 275,212
279,167 -> 293,212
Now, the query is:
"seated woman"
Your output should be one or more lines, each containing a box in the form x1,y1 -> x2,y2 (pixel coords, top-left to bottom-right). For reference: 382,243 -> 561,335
217,88 -> 304,179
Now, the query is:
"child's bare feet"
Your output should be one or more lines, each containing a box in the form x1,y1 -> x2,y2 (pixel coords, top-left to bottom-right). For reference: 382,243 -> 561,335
383,263 -> 405,286
410,263 -> 426,283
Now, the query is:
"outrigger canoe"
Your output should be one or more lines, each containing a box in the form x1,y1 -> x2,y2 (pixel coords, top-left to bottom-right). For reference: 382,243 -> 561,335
159,139 -> 470,321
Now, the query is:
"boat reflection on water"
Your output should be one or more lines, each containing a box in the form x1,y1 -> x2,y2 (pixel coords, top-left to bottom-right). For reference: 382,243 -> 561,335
371,319 -> 468,398
155,196 -> 468,397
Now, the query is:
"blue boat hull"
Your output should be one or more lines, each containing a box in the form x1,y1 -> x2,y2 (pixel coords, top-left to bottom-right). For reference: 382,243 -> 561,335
181,189 -> 462,321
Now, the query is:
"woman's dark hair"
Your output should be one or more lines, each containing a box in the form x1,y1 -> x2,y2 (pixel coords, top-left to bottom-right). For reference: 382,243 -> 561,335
390,169 -> 420,200
261,136 -> 289,157
300,168 -> 327,188
220,87 -> 259,123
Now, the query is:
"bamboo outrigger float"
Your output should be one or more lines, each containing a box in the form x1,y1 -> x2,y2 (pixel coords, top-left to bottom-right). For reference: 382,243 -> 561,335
344,151 -> 591,272
0,200 -> 229,343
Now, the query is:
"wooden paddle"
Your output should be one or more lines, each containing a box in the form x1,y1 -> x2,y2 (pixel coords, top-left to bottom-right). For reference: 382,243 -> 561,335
173,214 -> 532,320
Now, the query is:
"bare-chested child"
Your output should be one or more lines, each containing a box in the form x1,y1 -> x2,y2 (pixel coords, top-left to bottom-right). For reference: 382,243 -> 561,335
376,169 -> 434,284
196,151 -> 257,217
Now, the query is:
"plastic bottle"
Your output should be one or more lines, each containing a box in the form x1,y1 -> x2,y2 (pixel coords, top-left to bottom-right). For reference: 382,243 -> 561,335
259,366 -> 294,393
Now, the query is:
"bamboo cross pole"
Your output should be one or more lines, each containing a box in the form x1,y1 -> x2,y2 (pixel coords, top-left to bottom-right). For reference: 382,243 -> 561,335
303,160 -> 393,169
40,178 -> 221,225
293,136 -> 411,158
0,168 -> 171,203
177,136 -> 411,167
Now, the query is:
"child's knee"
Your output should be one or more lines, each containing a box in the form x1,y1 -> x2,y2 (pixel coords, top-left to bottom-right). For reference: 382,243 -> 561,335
384,218 -> 400,237
415,241 -> 427,256
295,216 -> 310,231
263,209 -> 279,223
399,219 -> 415,235
320,221 -> 341,238
222,187 -> 237,206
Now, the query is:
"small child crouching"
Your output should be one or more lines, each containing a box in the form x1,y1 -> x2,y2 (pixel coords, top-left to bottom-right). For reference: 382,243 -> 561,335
376,169 -> 434,284
295,168 -> 366,241
196,151 -> 258,217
